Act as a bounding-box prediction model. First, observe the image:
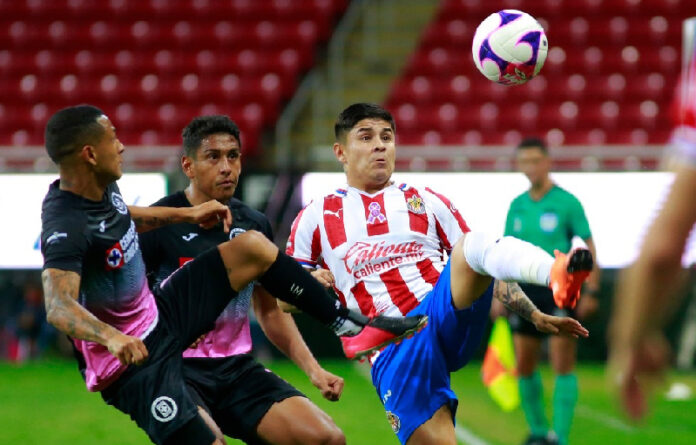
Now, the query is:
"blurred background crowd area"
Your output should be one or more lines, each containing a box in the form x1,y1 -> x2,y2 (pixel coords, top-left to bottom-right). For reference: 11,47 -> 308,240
1,0 -> 696,365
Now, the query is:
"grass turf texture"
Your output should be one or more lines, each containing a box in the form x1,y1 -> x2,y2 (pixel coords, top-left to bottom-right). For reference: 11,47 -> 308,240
1,359 -> 694,444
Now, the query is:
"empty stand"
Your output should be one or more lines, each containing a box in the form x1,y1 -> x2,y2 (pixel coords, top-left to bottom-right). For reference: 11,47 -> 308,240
0,0 -> 347,156
386,0 -> 695,158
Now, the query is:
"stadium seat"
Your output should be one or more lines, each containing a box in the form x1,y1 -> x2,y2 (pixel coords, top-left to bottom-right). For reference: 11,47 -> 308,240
0,0 -> 348,158
385,0 -> 687,166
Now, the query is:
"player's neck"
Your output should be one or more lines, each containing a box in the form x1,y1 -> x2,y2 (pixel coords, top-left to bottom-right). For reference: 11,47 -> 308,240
59,165 -> 108,201
349,179 -> 393,195
184,184 -> 216,207
529,178 -> 553,200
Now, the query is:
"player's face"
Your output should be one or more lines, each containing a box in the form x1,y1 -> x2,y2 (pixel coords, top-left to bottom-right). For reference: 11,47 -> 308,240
92,116 -> 125,182
334,118 -> 395,193
516,147 -> 550,187
184,133 -> 241,202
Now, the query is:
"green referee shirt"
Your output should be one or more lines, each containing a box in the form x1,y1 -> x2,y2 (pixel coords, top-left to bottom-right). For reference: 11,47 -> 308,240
504,184 -> 592,255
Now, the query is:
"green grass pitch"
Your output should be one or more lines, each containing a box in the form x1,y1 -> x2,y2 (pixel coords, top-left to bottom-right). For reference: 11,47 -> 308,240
1,359 -> 694,444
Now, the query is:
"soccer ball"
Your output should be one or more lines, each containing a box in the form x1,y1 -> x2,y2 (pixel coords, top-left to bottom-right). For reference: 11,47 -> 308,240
472,10 -> 548,85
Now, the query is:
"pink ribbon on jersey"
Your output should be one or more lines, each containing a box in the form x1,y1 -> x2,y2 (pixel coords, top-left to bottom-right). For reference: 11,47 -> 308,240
367,202 -> 386,224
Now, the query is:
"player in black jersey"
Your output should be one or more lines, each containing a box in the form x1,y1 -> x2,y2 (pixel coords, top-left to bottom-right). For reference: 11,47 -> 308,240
139,115 -> 345,444
40,105 -> 427,445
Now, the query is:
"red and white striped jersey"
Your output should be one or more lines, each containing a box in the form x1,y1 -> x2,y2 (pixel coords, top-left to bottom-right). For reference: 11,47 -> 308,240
286,182 -> 470,317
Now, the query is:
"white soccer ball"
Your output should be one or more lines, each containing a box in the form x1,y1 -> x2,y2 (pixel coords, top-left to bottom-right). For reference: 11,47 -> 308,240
472,10 -> 548,85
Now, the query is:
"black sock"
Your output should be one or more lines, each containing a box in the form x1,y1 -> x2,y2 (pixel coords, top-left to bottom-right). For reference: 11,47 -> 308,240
257,252 -> 368,334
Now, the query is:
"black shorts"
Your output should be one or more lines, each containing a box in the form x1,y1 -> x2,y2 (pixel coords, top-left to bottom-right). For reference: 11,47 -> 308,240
184,354 -> 306,445
102,247 -> 236,444
508,284 -> 576,338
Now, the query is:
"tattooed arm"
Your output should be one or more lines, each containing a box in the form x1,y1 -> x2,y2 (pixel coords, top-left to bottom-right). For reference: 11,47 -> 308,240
129,200 -> 232,233
493,280 -> 589,338
41,268 -> 149,365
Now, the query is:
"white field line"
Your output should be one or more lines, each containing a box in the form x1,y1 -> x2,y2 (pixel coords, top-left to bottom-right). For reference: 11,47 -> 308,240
352,362 -> 492,445
575,404 -> 636,433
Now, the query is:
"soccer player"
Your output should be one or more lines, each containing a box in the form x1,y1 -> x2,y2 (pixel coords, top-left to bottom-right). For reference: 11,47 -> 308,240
139,115 -> 345,444
495,137 -> 600,445
39,104 -> 426,445
286,103 -> 592,445
609,63 -> 696,420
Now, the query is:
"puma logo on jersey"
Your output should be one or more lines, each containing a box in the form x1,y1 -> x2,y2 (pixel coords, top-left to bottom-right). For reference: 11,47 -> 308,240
46,232 -> 67,244
182,233 -> 198,242
323,209 -> 342,218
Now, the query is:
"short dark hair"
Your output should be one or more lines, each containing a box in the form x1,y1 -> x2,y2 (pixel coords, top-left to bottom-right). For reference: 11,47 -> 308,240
44,105 -> 106,164
182,115 -> 241,157
517,137 -> 548,154
334,103 -> 395,141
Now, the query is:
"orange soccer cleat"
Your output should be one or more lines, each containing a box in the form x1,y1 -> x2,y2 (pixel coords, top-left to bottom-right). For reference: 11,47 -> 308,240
340,314 -> 428,360
549,248 -> 593,309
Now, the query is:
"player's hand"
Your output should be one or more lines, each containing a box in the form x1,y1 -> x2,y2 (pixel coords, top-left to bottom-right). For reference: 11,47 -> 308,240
531,311 -> 589,338
309,368 -> 344,402
608,332 -> 670,420
576,294 -> 599,320
107,332 -> 149,366
187,200 -> 232,232
311,268 -> 335,289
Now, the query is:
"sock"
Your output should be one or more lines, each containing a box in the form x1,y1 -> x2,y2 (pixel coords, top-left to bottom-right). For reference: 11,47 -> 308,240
257,252 -> 368,336
519,371 -> 549,437
463,232 -> 553,286
553,373 -> 578,445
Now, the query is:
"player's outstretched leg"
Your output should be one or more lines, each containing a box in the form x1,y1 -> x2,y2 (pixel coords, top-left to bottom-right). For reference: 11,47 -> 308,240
449,232 -> 592,310
217,230 -> 427,359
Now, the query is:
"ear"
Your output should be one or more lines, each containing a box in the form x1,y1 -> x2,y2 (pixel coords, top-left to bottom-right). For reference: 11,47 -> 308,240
333,142 -> 347,165
79,145 -> 97,166
181,155 -> 195,180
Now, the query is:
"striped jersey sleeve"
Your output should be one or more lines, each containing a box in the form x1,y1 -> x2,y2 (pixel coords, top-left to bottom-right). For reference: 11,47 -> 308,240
286,200 -> 322,267
424,187 -> 470,251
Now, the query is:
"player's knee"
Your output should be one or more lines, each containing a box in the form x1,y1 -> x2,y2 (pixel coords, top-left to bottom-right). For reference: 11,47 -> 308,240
223,230 -> 277,262
299,422 -> 345,445
308,425 -> 346,445
321,425 -> 346,445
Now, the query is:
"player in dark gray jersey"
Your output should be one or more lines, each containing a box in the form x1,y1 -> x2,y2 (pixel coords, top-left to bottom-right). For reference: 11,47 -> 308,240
40,105 -> 427,444
139,115 -> 346,444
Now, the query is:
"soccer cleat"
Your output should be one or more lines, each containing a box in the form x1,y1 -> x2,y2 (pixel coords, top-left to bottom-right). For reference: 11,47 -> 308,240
340,314 -> 428,360
549,248 -> 593,309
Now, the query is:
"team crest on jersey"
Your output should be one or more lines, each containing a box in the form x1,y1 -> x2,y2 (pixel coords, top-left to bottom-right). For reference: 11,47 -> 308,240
386,411 -> 400,433
111,192 -> 128,215
366,202 -> 386,224
540,213 -> 559,232
229,227 -> 246,239
151,396 -> 178,422
105,243 -> 124,270
406,195 -> 425,214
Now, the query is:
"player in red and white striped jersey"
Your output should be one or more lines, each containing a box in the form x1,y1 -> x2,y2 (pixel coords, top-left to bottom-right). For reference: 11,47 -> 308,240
287,103 -> 591,445
288,182 -> 469,318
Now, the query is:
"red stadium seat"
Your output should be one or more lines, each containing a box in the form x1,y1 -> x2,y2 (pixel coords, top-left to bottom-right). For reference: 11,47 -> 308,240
0,0 -> 348,158
386,0 -> 684,161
